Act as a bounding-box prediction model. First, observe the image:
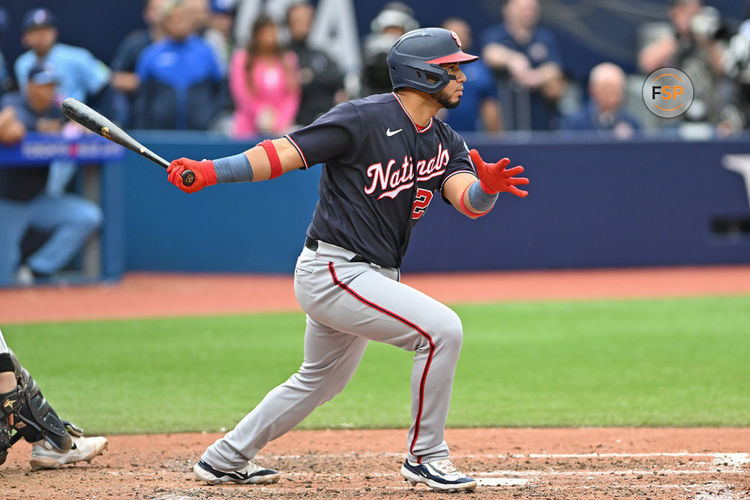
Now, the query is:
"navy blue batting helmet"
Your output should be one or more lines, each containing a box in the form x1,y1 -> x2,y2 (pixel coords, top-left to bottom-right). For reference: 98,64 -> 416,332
387,27 -> 478,93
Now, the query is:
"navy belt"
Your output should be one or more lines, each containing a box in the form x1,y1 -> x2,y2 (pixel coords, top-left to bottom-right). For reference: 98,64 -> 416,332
305,236 -> 370,263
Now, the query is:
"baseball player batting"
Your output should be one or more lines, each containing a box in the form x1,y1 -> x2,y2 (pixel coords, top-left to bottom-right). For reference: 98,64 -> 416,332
168,27 -> 529,492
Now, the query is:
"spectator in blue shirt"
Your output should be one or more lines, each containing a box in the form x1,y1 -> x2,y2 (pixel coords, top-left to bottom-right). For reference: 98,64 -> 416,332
440,17 -> 502,133
560,63 -> 641,140
481,0 -> 566,131
14,8 -> 113,194
110,0 -> 167,127
14,8 -> 111,103
0,62 -> 102,286
134,0 -> 225,130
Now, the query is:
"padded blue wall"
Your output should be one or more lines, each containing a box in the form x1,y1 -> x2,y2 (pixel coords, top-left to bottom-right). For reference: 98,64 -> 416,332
123,132 -> 320,273
405,137 -> 750,271
120,133 -> 750,273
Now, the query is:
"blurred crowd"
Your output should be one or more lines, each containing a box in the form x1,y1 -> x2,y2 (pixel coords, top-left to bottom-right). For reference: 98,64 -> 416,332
2,0 -> 750,140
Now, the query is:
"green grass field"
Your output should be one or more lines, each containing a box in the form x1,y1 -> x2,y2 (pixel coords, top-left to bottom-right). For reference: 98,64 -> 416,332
3,295 -> 749,434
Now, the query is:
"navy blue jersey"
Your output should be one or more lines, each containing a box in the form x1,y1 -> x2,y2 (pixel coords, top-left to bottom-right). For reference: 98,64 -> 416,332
286,92 -> 475,268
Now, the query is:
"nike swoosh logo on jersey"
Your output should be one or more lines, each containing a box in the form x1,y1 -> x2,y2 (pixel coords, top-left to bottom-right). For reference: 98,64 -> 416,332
386,128 -> 403,137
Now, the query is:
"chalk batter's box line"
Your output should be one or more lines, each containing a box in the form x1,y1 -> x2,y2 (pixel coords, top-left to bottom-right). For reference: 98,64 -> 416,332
261,451 -> 749,462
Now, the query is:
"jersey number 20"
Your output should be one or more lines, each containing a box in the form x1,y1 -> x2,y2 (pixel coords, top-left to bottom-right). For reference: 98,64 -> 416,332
411,188 -> 433,220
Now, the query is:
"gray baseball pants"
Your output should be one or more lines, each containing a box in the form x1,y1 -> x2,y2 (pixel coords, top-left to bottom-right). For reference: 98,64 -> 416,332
202,240 -> 464,469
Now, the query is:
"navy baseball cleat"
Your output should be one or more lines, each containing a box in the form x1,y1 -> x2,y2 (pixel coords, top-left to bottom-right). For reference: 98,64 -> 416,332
193,459 -> 280,485
400,458 -> 477,492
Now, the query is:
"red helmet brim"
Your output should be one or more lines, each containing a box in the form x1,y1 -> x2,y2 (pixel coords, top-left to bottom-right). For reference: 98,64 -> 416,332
425,51 -> 479,65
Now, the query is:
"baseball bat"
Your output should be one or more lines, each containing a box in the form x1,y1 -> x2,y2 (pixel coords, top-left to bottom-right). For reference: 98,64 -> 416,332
61,97 -> 195,186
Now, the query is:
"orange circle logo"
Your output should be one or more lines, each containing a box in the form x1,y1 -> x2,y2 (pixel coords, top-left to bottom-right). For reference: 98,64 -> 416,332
642,68 -> 694,118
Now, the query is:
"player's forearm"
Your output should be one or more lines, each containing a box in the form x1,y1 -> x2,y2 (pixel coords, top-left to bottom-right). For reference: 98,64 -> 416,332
167,138 -> 305,193
211,138 -> 303,183
461,181 -> 499,219
213,152 -> 254,182
0,106 -> 26,145
444,172 -> 499,219
110,72 -> 140,93
482,43 -> 520,70
638,36 -> 676,74
0,370 -> 15,392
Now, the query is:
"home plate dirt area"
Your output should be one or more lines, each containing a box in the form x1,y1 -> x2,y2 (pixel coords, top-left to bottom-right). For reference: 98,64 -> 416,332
1,428 -> 748,498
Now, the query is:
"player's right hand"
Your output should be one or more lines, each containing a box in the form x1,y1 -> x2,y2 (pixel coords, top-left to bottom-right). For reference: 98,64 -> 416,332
167,158 -> 217,193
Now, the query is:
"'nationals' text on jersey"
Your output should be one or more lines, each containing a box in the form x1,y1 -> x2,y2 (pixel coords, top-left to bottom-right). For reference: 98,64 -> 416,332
286,92 -> 475,268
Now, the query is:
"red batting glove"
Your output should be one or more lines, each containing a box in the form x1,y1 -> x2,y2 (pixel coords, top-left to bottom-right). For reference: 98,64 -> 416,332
469,149 -> 529,197
167,158 -> 217,193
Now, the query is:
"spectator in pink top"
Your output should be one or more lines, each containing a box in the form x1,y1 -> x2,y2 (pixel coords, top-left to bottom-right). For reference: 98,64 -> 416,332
230,15 -> 299,137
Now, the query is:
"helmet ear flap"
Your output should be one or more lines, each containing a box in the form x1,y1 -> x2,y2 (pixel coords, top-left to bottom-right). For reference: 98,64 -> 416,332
389,56 -> 451,93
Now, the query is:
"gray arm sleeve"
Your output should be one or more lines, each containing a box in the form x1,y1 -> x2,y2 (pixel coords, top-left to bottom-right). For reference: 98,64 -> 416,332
467,181 -> 499,212
214,153 -> 254,183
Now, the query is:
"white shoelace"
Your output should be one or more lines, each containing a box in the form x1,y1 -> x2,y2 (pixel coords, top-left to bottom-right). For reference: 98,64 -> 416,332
241,461 -> 269,474
429,458 -> 460,476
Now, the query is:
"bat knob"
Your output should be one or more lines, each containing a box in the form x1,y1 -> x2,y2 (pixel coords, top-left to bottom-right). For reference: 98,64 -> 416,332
182,170 -> 195,186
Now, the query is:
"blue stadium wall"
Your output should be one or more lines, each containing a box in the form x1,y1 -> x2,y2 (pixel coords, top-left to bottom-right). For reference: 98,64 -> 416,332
117,133 -> 750,273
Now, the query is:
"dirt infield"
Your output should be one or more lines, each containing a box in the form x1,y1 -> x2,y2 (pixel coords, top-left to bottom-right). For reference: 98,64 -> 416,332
1,428 -> 748,499
1,266 -> 748,498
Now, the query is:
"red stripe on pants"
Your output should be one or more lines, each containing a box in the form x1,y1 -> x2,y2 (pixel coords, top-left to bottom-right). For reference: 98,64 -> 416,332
328,262 -> 435,463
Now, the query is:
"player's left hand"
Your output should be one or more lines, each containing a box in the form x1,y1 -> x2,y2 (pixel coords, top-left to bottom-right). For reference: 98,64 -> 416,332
469,149 -> 529,197
167,158 -> 217,193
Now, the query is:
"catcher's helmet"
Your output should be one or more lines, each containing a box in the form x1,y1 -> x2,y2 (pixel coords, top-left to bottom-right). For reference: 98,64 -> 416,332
387,27 -> 479,93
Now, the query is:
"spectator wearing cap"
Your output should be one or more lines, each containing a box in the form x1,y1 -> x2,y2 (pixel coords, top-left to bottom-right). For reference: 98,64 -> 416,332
14,8 -> 111,103
134,0 -> 225,130
287,1 -> 345,126
229,15 -> 299,136
15,8 -> 111,208
440,17 -> 502,133
362,2 -> 419,95
560,62 -> 641,139
481,0 -> 567,130
203,0 -> 236,73
2,62 -> 66,133
0,62 -> 102,286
